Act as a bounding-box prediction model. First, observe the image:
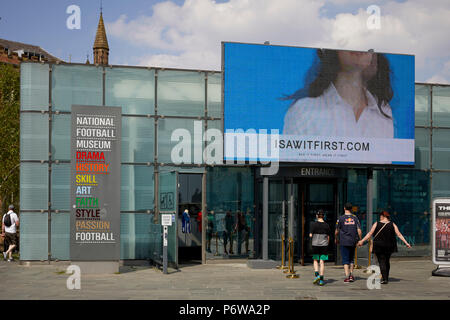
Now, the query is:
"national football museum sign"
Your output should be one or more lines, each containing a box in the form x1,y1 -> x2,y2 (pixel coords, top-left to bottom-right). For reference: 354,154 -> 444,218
70,105 -> 122,261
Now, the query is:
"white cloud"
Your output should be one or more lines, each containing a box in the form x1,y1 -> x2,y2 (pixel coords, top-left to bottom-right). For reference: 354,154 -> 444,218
425,60 -> 450,84
107,0 -> 450,82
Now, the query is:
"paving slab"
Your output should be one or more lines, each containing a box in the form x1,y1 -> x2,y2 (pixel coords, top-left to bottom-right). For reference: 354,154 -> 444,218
0,258 -> 449,300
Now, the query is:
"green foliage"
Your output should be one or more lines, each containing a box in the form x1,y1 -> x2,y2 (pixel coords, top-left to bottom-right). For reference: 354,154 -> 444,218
0,64 -> 20,213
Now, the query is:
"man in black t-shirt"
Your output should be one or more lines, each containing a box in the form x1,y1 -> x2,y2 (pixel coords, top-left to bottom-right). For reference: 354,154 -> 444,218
335,202 -> 362,283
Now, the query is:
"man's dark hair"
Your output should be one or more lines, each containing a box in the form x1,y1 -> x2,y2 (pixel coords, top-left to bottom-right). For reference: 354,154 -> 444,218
316,209 -> 324,218
344,202 -> 353,211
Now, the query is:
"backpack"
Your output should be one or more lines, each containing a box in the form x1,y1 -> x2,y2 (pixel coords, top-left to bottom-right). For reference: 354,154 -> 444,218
3,213 -> 12,228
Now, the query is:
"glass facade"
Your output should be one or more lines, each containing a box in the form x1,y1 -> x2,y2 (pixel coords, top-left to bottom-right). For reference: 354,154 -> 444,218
19,62 -> 221,262
346,84 -> 450,257
19,62 -> 450,262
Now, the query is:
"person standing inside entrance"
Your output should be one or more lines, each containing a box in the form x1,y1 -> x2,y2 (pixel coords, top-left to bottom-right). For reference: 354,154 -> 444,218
335,202 -> 362,283
206,211 -> 215,253
223,211 -> 234,255
310,209 -> 330,286
358,211 -> 411,284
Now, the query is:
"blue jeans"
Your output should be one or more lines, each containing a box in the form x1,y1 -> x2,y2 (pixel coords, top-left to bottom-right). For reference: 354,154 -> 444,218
340,245 -> 356,265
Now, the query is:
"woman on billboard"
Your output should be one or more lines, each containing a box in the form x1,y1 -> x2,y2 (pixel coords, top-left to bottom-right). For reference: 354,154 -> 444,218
283,49 -> 394,138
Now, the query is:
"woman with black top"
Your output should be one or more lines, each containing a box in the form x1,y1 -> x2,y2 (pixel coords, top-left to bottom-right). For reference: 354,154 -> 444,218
358,211 -> 411,284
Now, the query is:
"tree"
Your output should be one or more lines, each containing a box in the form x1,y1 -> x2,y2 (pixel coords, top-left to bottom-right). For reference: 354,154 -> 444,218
0,64 -> 20,214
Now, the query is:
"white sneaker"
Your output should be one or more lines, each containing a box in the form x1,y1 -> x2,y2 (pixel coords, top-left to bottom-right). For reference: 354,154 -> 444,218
2,252 -> 6,261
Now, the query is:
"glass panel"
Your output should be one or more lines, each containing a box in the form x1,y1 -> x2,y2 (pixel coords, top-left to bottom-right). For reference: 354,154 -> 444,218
20,113 -> 48,160
52,65 -> 102,112
51,212 -> 70,260
51,163 -> 70,210
205,120 -> 223,165
432,86 -> 450,127
149,215 -> 163,263
51,113 -> 70,160
178,174 -> 202,204
19,212 -> 48,260
304,183 -> 335,260
432,171 -> 450,198
346,169 -> 367,233
375,169 -> 430,254
121,165 -> 154,211
159,171 -> 178,265
207,120 -> 223,132
121,213 -> 153,259
207,72 -> 222,118
432,128 -> 450,170
20,163 -> 48,210
157,70 -> 205,117
268,180 -> 283,260
414,128 -> 430,170
414,84 -> 430,126
122,117 -> 154,163
20,63 -> 49,111
105,68 -> 155,115
157,118 -> 204,163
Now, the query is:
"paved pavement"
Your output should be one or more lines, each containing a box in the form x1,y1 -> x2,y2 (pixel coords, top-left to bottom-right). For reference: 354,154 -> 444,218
1,257 -> 449,300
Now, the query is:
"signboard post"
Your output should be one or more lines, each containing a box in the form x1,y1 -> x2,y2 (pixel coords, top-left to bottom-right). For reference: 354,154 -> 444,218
70,105 -> 121,274
432,198 -> 450,277
161,214 -> 172,274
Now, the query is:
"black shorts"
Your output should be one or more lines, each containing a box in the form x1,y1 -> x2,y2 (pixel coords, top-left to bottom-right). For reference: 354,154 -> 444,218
5,232 -> 17,246
312,245 -> 328,255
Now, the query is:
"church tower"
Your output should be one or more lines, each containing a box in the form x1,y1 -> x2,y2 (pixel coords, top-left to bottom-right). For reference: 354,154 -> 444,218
93,10 -> 109,65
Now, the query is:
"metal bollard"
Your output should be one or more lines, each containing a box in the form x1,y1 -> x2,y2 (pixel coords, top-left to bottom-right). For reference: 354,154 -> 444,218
277,234 -> 288,270
285,237 -> 299,279
364,239 -> 373,274
354,245 -> 362,269
214,232 -> 219,256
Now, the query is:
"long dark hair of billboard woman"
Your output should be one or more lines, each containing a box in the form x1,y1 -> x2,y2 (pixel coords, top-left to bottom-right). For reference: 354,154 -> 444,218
282,49 -> 394,138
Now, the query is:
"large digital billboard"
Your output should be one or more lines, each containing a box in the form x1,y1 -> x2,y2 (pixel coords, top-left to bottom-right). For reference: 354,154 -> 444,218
223,42 -> 415,165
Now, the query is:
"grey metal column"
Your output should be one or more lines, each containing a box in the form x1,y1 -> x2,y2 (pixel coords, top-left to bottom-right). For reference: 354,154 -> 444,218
367,168 -> 373,229
202,172 -> 207,264
263,176 -> 269,260
366,168 -> 374,265
288,195 -> 294,240
163,226 -> 168,274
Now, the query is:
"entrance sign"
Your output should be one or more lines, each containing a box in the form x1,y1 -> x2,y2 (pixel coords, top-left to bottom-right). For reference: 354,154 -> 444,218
433,198 -> 450,265
70,105 -> 122,261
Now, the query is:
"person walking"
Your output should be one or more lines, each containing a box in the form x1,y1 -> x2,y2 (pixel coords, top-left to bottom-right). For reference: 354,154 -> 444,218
309,209 -> 330,286
2,204 -> 19,262
335,202 -> 362,283
358,211 -> 411,284
223,211 -> 234,255
206,211 -> 215,253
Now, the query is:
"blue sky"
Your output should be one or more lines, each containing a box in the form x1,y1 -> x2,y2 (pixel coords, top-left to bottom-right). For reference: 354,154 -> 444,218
1,0 -> 449,83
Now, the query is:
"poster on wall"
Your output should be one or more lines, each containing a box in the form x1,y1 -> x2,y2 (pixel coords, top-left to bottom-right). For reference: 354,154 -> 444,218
223,42 -> 415,165
70,105 -> 122,261
433,198 -> 450,265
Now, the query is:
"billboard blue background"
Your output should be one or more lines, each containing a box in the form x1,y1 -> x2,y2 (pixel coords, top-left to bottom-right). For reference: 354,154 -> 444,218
223,42 -> 415,140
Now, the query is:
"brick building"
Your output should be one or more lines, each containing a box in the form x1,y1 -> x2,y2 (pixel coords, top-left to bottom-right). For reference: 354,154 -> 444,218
0,38 -> 62,66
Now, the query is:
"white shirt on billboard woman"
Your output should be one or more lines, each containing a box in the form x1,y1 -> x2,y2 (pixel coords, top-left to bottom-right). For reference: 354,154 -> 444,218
283,49 -> 394,139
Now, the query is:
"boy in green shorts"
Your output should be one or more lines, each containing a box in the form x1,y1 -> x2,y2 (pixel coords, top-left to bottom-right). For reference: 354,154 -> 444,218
309,210 -> 331,286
